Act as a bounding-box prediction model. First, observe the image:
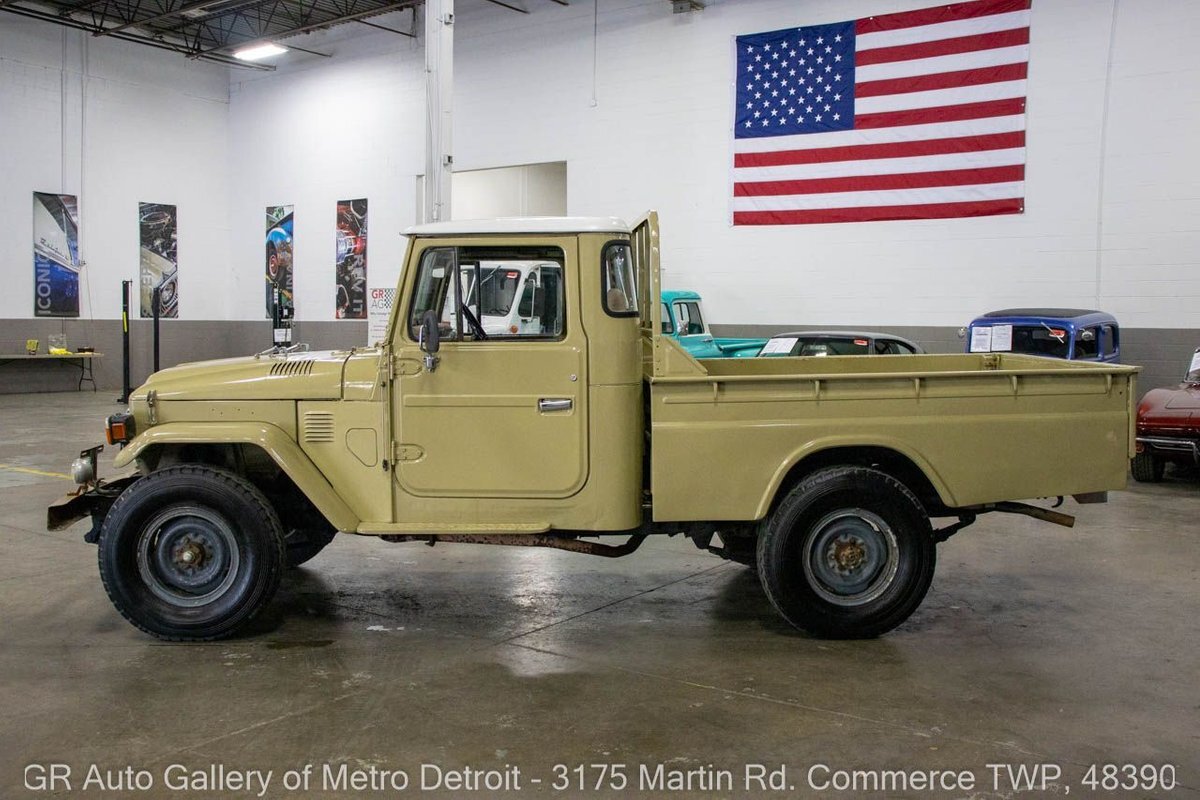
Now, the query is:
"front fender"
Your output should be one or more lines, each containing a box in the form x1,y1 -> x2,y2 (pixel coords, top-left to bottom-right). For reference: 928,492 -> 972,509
114,422 -> 360,532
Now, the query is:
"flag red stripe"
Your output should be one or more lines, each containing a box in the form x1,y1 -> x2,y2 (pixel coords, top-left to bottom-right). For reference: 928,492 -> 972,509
855,62 -> 1027,98
856,27 -> 1029,66
733,198 -> 1023,225
856,97 -> 1025,129
855,0 -> 1030,35
735,165 -> 1024,197
734,131 -> 1025,168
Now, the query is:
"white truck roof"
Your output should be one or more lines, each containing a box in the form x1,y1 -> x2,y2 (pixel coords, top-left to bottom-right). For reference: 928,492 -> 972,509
404,217 -> 631,236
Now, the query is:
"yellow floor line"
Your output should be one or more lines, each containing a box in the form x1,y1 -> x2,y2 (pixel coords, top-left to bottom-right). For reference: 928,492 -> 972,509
0,463 -> 73,480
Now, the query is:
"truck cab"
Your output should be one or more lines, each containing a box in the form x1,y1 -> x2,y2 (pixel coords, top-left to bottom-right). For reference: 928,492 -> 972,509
660,289 -> 765,358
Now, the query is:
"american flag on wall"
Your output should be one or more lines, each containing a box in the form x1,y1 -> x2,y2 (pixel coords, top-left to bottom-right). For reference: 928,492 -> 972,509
732,0 -> 1030,225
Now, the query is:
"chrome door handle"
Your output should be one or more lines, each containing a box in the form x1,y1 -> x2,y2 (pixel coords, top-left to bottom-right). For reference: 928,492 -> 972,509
538,398 -> 573,412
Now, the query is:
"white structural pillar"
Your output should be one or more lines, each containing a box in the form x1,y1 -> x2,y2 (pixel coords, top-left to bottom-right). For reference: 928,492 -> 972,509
424,0 -> 454,223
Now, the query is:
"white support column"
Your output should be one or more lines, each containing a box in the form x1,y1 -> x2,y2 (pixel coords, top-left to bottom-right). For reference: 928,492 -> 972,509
424,0 -> 454,223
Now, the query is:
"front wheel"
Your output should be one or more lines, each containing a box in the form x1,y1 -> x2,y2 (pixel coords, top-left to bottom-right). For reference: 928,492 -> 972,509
1130,451 -> 1164,483
97,465 -> 286,641
285,526 -> 337,567
757,466 -> 935,639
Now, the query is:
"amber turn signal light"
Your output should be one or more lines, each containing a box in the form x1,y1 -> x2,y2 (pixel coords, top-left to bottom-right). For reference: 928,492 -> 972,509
105,412 -> 135,445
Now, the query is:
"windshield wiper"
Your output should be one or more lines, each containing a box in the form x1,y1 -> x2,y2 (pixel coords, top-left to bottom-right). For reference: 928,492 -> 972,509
1040,322 -> 1066,343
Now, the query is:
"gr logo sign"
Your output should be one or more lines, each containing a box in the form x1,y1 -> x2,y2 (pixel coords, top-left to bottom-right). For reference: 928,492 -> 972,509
24,764 -> 72,791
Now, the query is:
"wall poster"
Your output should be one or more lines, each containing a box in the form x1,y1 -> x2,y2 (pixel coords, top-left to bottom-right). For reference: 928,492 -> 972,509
33,192 -> 80,317
335,198 -> 368,319
139,202 -> 179,318
265,205 -> 294,316
367,286 -> 395,346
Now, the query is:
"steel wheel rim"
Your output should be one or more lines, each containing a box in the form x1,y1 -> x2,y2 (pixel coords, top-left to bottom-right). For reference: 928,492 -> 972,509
135,504 -> 240,608
802,508 -> 900,607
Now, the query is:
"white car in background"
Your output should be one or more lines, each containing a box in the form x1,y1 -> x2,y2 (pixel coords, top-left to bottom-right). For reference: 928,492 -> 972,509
758,331 -> 925,357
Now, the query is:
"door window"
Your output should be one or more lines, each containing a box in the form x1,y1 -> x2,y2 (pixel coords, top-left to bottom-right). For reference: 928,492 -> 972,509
408,246 -> 566,341
1075,327 -> 1100,359
1102,324 -> 1119,357
674,301 -> 706,335
660,302 -> 675,334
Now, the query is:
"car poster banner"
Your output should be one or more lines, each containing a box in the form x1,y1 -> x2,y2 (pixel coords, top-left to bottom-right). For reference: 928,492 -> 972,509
139,202 -> 178,318
33,192 -> 80,317
335,198 -> 368,319
265,205 -> 294,317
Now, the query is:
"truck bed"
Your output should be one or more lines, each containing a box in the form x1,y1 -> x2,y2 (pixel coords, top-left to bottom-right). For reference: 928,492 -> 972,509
646,350 -> 1137,522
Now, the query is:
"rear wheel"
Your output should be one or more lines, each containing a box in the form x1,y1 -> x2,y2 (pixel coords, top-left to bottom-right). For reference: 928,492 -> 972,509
1130,451 -> 1165,483
757,466 -> 935,639
97,465 -> 285,641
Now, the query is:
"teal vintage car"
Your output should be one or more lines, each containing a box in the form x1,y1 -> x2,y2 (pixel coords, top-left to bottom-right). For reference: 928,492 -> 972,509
660,289 -> 766,358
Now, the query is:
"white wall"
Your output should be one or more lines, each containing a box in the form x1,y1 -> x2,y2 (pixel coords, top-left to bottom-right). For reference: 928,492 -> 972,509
222,0 -> 1199,329
450,162 -> 567,219
226,33 -> 426,321
4,0 -> 1199,329
0,17 -> 230,321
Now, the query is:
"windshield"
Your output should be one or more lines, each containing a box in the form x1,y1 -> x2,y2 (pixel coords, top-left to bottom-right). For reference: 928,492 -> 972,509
1008,325 -> 1072,359
1187,350 -> 1200,382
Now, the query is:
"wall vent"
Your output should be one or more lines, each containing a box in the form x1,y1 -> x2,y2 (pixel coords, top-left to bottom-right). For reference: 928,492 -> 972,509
270,359 -> 314,377
302,411 -> 335,443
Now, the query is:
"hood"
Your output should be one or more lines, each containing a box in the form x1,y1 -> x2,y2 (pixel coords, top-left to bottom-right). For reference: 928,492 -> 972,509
1165,382 -> 1200,410
131,350 -> 355,402
1137,385 -> 1197,432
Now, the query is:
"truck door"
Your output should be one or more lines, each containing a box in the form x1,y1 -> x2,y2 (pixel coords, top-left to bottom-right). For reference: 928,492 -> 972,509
393,241 -> 588,499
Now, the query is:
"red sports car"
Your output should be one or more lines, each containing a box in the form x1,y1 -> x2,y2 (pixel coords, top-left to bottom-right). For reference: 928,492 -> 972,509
1132,347 -> 1200,482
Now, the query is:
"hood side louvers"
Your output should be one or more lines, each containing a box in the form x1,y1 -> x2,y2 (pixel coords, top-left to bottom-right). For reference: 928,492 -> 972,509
270,359 -> 315,377
302,411 -> 335,443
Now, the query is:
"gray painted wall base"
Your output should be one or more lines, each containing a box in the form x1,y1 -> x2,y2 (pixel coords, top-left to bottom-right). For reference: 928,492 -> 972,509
1,318 -> 1194,401
0,319 -> 367,396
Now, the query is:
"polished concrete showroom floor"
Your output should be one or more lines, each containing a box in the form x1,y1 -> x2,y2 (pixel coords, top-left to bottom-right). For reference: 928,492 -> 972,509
1,392 -> 1197,799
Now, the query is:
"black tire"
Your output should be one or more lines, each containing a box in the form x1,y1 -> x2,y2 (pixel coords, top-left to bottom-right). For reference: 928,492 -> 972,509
1130,451 -> 1164,483
285,526 -> 338,568
757,466 -> 935,639
97,465 -> 286,641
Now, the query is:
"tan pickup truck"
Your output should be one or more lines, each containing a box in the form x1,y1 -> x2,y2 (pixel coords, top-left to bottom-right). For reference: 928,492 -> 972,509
50,213 -> 1138,641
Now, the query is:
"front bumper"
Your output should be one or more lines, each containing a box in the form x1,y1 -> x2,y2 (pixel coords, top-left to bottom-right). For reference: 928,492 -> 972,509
47,475 -> 139,542
1137,435 -> 1200,464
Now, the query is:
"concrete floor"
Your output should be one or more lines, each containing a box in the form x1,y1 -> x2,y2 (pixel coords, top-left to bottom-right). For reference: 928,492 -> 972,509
1,392 -> 1197,799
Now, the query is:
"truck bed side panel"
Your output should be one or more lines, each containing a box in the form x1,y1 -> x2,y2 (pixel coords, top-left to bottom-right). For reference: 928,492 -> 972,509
649,354 -> 1136,522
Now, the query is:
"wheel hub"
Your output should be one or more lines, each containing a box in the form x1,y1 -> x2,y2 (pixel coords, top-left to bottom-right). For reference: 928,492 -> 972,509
173,538 -> 208,569
829,537 -> 868,574
802,508 -> 901,608
136,505 -> 240,608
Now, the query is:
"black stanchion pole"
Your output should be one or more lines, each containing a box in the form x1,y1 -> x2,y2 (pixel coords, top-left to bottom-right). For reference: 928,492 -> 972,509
118,280 -> 131,404
152,285 -> 161,374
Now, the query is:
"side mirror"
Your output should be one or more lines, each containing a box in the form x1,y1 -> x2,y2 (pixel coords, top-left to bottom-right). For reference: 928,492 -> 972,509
418,309 -> 440,372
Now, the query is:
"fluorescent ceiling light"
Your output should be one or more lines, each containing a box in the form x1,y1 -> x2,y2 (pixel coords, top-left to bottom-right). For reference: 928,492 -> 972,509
233,43 -> 288,61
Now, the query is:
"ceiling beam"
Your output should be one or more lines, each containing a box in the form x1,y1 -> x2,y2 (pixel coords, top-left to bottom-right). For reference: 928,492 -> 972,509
193,0 -> 418,55
355,14 -> 414,36
94,0 -> 227,37
483,0 -> 525,11
0,2 -> 274,67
